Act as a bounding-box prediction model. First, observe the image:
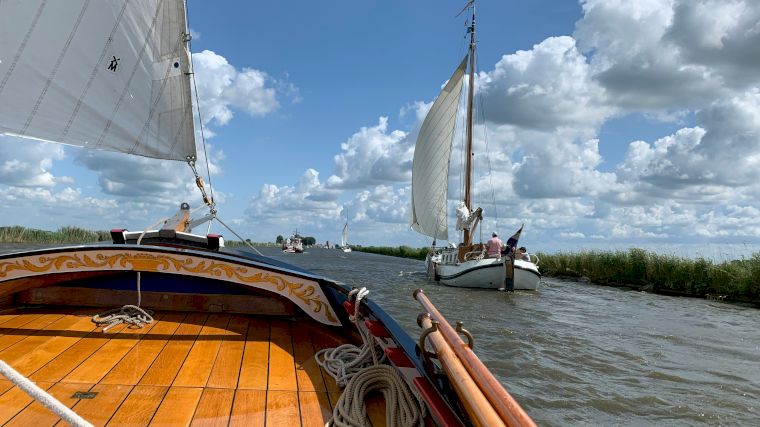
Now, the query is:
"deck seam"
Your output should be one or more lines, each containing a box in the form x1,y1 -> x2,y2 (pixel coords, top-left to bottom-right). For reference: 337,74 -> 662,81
62,312 -> 167,384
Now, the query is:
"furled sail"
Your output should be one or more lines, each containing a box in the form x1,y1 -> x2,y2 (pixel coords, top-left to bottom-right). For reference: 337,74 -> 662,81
410,56 -> 467,240
0,0 -> 196,161
341,222 -> 348,247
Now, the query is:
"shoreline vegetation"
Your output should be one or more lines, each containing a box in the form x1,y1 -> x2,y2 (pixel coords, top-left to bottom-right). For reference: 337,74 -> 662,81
2,226 -> 757,305
0,226 -> 277,247
352,246 -> 759,306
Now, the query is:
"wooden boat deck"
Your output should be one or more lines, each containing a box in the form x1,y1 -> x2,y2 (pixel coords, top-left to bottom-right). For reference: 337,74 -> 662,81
0,308 -> 386,426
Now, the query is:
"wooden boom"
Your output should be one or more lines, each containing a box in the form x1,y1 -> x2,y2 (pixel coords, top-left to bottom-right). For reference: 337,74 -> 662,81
414,289 -> 537,427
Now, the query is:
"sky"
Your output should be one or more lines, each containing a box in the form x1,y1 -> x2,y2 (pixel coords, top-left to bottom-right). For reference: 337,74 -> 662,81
2,0 -> 760,259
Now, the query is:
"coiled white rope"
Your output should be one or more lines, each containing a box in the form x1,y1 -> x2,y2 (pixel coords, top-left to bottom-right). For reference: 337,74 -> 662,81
91,304 -> 154,332
315,288 -> 426,426
91,215 -> 166,332
331,364 -> 426,427
0,360 -> 93,427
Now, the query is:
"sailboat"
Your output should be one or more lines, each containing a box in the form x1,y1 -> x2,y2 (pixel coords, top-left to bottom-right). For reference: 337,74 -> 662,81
339,221 -> 351,253
410,2 -> 541,290
0,1 -> 535,425
282,231 -> 304,253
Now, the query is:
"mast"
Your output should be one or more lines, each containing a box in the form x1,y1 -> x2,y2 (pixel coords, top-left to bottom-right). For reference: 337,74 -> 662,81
463,3 -> 476,246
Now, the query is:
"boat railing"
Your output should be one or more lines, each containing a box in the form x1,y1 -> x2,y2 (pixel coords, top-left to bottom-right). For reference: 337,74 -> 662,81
413,289 -> 536,427
463,249 -> 486,261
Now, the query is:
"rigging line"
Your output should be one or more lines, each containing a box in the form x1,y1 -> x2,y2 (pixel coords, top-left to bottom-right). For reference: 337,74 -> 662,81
185,1 -> 215,210
214,216 -> 264,256
475,55 -> 499,227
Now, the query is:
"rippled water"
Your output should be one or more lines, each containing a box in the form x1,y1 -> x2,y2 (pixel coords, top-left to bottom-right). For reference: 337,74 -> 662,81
2,244 -> 757,425
267,247 -> 759,426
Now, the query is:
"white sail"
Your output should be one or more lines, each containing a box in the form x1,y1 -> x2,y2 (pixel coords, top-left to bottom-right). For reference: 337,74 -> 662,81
0,0 -> 196,161
341,222 -> 348,247
410,56 -> 467,240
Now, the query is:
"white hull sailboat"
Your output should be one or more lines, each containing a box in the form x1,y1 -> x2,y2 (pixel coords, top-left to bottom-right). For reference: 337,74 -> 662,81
0,1 -> 537,425
411,3 -> 540,290
340,221 -> 351,252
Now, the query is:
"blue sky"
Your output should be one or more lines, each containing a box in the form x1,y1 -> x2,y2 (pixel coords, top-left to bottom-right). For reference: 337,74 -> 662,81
2,0 -> 760,259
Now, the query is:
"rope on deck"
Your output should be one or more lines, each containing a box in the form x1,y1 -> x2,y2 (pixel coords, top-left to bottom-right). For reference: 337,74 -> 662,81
315,288 -> 426,427
91,304 -> 154,332
0,360 -> 93,427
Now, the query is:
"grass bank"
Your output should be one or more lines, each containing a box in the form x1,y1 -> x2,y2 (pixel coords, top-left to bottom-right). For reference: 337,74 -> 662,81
352,245 -> 759,305
0,226 -> 111,244
538,249 -> 760,304
0,225 -> 275,247
350,245 -> 431,260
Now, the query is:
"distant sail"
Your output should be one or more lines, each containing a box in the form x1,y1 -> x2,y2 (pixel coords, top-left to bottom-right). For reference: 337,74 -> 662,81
410,56 -> 467,240
0,0 -> 196,161
341,222 -> 348,247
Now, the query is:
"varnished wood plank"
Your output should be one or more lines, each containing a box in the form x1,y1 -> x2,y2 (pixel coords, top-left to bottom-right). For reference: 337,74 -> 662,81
30,323 -> 127,383
0,312 -> 66,351
65,384 -> 133,427
5,382 -> 92,427
238,318 -> 270,390
228,390 -> 266,427
99,312 -> 186,385
308,327 -> 346,396
0,379 -> 14,395
139,313 -> 207,386
190,388 -> 234,427
4,313 -> 98,377
172,314 -> 231,387
206,315 -> 248,389
267,320 -> 297,391
149,386 -> 203,427
17,287 -> 298,317
0,312 -> 95,374
63,313 -> 165,384
106,385 -> 168,426
299,391 -> 332,427
292,323 -> 327,392
0,311 -> 22,327
0,311 -> 45,334
0,380 -> 54,424
366,393 -> 388,427
265,390 -> 300,426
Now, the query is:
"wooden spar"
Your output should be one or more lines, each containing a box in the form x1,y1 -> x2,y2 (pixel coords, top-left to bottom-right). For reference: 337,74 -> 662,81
414,289 -> 537,427
463,4 -> 476,247
418,314 -> 505,427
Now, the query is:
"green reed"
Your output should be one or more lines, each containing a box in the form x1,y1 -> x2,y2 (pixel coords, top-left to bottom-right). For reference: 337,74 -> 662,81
0,225 -> 111,244
350,245 -> 431,260
538,248 -> 760,303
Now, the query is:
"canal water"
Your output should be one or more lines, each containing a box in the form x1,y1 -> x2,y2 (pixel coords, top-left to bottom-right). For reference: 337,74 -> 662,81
266,247 -> 759,426
2,244 -> 757,425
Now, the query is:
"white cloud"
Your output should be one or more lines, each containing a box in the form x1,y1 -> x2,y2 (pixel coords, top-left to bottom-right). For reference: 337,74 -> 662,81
246,169 -> 341,228
0,136 -> 66,187
618,89 -> 760,193
326,117 -> 411,189
479,36 -> 614,131
575,0 -> 760,110
192,50 -> 293,126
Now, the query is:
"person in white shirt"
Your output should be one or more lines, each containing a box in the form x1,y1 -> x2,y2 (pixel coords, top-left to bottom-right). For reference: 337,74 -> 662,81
515,246 -> 531,261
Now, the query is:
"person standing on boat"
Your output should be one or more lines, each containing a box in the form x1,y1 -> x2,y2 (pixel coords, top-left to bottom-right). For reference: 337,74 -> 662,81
486,232 -> 503,258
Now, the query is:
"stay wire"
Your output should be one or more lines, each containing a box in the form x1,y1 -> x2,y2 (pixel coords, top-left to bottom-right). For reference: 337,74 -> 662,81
185,1 -> 215,211
475,54 -> 500,228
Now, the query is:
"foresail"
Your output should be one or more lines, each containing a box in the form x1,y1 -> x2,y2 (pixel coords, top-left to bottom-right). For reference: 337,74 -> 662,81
410,57 -> 467,241
0,0 -> 196,161
341,222 -> 348,246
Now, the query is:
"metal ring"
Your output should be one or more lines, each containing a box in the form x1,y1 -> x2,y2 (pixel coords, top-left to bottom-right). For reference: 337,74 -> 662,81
456,321 -> 474,349
418,319 -> 439,359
